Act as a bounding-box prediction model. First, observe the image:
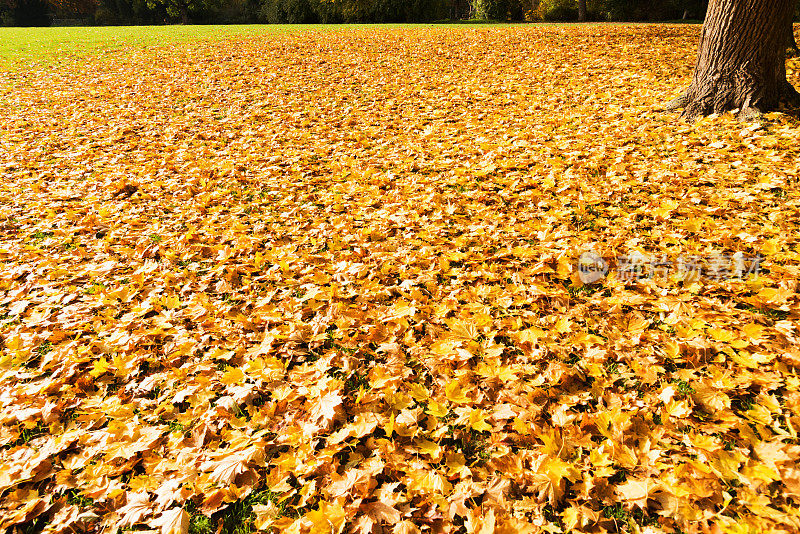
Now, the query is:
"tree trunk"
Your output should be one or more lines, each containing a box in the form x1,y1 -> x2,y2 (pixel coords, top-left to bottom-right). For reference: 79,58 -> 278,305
577,0 -> 587,22
788,0 -> 799,54
667,0 -> 799,120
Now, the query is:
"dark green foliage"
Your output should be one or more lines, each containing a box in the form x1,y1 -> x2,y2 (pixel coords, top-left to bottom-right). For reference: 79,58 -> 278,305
537,0 -> 577,21
3,0 -> 50,25
602,0 -> 707,21
470,0 -> 525,20
260,0 -> 448,23
259,0 -> 315,23
533,0 -> 706,22
372,0 -> 450,22
4,0 -> 713,25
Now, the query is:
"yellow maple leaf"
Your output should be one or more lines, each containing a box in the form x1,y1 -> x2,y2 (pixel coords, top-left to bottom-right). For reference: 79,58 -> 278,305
445,382 -> 470,404
416,439 -> 442,460
220,367 -> 245,386
740,323 -> 765,342
306,501 -> 346,534
468,409 -> 492,432
90,357 -> 112,378
426,401 -> 449,419
692,383 -> 731,412
448,319 -> 478,341
616,478 -> 659,508
707,327 -> 735,342
163,295 -> 180,310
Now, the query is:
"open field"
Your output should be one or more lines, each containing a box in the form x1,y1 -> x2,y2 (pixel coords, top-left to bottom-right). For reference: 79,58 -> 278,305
0,24 -> 533,68
0,22 -> 697,69
0,25 -> 336,68
1,24 -> 800,534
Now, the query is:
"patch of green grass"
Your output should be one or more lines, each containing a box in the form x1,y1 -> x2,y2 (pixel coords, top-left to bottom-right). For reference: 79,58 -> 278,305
0,25 -> 305,68
570,212 -> 597,231
653,412 -> 662,425
35,340 -> 52,357
736,302 -> 790,322
65,489 -> 95,508
442,428 -> 492,465
167,419 -> 189,435
607,469 -> 628,485
344,371 -> 370,394
187,489 -> 292,534
29,230 -> 54,244
6,422 -> 49,449
190,512 -> 215,534
0,23 -> 553,69
432,18 -> 505,23
603,503 -> 628,521
220,491 -> 277,534
541,504 -> 565,529
22,340 -> 53,368
672,378 -> 695,396
732,392 -> 757,413
564,280 -> 603,298
602,503 -> 661,528
84,283 -> 105,295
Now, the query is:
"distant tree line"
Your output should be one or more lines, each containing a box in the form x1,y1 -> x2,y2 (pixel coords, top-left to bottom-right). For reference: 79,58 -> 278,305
0,0 -> 731,27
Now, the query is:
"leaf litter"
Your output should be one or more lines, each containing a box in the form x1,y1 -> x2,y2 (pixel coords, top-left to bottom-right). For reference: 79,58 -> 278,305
1,25 -> 800,534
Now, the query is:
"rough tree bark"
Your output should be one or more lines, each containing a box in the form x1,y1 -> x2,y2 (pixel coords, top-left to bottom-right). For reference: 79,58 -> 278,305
178,1 -> 189,24
667,0 -> 800,120
577,0 -> 587,22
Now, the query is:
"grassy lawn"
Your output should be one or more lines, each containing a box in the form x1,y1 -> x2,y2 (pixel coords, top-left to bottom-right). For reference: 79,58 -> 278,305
1,23 -> 533,68
0,21 -> 673,69
0,25 -> 320,67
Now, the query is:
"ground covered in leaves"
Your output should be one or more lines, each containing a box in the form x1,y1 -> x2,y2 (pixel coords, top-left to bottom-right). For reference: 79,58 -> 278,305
2,24 -> 800,534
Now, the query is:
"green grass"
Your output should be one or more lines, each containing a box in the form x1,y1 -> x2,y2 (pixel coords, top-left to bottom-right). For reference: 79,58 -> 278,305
186,489 -> 294,534
0,24 -> 315,68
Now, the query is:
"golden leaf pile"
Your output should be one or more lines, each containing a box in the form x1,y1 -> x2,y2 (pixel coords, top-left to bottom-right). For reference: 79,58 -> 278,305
1,25 -> 800,534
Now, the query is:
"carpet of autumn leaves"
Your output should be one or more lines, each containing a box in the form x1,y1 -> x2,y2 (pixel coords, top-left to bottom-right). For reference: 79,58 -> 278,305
2,23 -> 800,534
